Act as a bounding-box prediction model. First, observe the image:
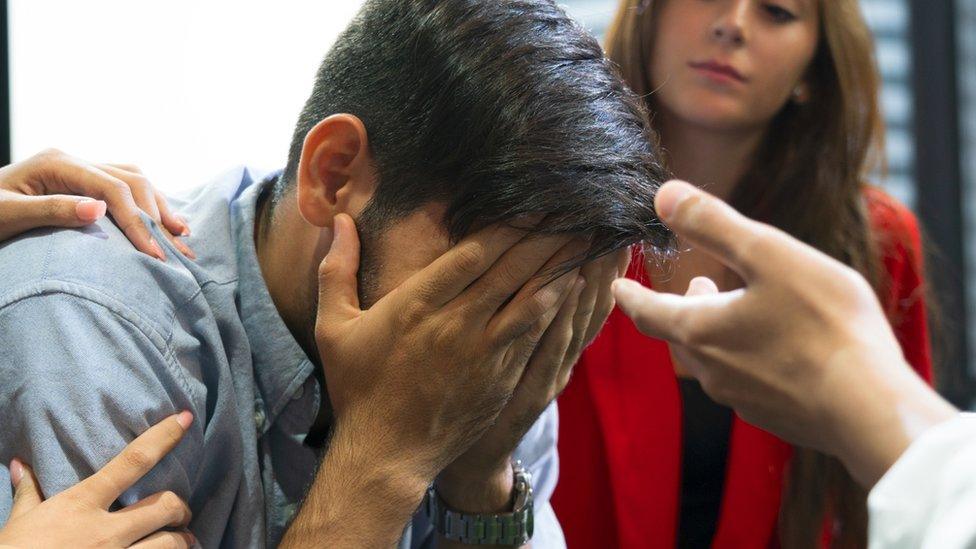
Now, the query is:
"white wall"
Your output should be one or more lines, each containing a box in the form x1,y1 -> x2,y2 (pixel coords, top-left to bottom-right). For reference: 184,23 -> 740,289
9,1 -> 365,192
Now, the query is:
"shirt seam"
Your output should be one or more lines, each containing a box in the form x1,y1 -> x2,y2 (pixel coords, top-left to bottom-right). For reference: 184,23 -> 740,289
0,280 -> 195,399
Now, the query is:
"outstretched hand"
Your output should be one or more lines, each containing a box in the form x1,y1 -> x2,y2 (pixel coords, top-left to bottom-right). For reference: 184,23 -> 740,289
612,180 -> 955,486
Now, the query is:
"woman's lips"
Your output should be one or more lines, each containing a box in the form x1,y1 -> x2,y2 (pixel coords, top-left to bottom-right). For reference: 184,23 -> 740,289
688,60 -> 748,84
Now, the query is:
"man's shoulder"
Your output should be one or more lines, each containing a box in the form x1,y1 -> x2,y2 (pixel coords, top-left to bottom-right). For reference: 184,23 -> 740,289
0,216 -> 205,341
0,165 -> 272,331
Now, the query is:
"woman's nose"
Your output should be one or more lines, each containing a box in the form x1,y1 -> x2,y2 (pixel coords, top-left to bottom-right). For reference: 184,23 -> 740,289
710,0 -> 749,47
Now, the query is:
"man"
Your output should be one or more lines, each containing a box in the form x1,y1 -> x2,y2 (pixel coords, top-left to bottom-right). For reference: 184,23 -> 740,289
0,0 -> 670,546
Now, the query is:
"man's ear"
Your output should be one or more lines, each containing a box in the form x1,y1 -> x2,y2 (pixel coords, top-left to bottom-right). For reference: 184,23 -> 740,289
295,114 -> 376,228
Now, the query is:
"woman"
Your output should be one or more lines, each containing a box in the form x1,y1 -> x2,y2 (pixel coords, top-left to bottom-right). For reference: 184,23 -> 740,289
553,1 -> 933,547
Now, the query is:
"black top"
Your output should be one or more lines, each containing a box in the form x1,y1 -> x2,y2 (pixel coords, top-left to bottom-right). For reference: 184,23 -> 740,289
677,378 -> 734,549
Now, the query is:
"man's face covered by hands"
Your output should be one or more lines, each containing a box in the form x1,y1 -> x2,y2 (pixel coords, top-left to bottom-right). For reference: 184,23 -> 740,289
259,0 -> 678,537
277,0 -> 676,371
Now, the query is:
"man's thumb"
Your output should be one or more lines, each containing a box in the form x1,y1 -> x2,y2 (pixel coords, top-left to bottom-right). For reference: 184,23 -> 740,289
317,213 -> 362,323
9,459 -> 44,520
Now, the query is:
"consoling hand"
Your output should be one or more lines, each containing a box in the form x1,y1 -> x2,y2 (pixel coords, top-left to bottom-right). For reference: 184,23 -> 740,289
0,413 -> 196,548
612,180 -> 956,486
0,149 -> 194,259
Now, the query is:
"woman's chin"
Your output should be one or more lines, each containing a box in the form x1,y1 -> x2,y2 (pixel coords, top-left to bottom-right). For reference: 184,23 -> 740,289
662,94 -> 761,133
679,109 -> 759,133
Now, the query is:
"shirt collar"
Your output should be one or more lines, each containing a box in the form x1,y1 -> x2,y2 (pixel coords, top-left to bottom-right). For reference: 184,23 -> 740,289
231,169 -> 315,426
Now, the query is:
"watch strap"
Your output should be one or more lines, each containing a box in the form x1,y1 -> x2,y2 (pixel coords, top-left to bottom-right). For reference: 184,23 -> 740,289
425,465 -> 534,545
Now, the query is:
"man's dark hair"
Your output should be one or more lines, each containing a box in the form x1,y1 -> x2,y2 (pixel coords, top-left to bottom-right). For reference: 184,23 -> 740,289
277,0 -> 672,269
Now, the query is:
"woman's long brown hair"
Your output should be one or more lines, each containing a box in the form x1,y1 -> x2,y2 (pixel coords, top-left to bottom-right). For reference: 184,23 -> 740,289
605,1 -> 890,546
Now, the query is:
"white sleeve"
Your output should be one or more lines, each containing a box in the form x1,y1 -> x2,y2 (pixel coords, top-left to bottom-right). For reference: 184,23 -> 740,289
868,413 -> 976,549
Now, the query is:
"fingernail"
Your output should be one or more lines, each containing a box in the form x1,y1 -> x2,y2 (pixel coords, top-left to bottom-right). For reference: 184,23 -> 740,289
187,532 -> 198,546
9,459 -> 23,486
179,217 -> 191,236
176,239 -> 197,260
75,199 -> 107,222
576,276 -> 587,293
656,181 -> 695,221
176,410 -> 194,430
148,238 -> 167,261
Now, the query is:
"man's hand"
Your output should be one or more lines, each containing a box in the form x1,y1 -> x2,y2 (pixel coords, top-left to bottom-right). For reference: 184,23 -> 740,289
282,214 -> 585,547
612,180 -> 957,487
0,412 -> 196,548
434,246 -> 631,522
0,149 -> 194,259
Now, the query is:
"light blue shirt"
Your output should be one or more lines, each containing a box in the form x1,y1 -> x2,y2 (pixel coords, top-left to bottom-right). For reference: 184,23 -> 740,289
0,167 -> 564,548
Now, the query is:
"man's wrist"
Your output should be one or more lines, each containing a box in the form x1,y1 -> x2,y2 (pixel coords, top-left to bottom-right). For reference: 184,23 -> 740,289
281,422 -> 431,547
435,460 -> 515,513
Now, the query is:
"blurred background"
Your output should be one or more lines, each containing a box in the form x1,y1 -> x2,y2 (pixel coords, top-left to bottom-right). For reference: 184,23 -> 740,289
1,0 -> 974,409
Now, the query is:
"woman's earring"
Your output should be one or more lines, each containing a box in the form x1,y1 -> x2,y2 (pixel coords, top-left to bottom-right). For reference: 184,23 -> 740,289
792,85 -> 809,104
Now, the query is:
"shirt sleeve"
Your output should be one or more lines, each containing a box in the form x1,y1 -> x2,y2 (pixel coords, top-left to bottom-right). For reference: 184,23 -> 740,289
513,401 -> 566,549
0,290 -> 204,523
868,413 -> 976,549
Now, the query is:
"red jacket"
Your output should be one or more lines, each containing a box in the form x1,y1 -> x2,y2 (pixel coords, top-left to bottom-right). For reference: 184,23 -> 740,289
553,188 -> 933,548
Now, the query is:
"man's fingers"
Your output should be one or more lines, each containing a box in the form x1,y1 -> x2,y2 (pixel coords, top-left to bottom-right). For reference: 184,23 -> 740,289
578,251 -> 624,347
529,276 -> 586,384
535,276 -> 586,392
655,180 -> 772,282
111,491 -> 193,546
498,269 -> 579,379
463,234 -> 575,322
8,459 -> 44,521
0,192 -> 107,241
128,531 -> 196,549
73,412 -> 193,509
485,238 -> 582,344
616,246 -> 633,278
316,213 -> 362,325
401,220 -> 539,308
492,258 -> 580,349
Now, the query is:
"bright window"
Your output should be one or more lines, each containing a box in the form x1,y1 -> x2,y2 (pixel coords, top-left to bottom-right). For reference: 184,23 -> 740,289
9,1 -> 365,192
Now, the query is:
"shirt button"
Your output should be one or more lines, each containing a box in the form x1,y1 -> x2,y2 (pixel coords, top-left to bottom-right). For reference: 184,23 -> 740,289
254,407 -> 266,430
292,384 -> 305,401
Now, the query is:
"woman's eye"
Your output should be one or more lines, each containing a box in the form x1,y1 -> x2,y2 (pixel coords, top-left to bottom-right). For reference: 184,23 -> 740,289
763,3 -> 797,23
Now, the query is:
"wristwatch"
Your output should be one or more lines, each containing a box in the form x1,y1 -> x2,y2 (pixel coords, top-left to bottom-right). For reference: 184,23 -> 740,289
425,462 -> 535,545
